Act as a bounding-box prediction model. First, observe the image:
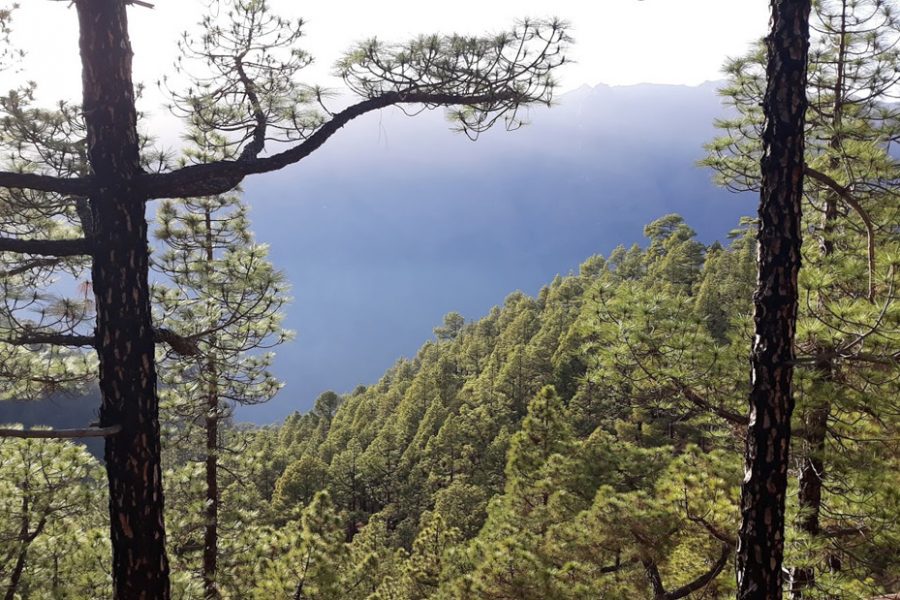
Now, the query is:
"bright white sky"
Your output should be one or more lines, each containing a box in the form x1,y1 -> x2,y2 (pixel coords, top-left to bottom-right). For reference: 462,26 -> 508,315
6,0 -> 769,105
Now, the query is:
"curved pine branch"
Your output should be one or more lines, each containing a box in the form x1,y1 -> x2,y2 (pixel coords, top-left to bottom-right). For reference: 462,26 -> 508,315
0,236 -> 92,257
143,90 -> 517,199
805,165 -> 877,302
0,171 -> 92,195
663,544 -> 731,600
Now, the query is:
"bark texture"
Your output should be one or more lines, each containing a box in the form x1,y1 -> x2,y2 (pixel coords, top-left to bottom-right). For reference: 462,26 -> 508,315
203,379 -> 219,600
76,0 -> 171,597
736,1 -> 811,598
202,209 -> 220,600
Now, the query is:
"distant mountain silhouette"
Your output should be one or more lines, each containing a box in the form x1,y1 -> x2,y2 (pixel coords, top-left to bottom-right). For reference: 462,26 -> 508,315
0,81 -> 755,426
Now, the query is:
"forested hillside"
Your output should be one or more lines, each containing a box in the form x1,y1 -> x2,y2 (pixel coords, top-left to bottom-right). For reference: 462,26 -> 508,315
241,79 -> 751,420
3,212 -> 896,598
1,1 -> 899,598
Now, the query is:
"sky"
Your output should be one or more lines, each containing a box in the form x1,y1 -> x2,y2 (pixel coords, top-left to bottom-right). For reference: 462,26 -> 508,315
7,1 -> 770,104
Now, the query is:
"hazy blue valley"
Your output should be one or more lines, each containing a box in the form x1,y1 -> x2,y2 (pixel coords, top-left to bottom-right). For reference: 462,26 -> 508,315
229,81 -> 752,420
1,81 -> 752,425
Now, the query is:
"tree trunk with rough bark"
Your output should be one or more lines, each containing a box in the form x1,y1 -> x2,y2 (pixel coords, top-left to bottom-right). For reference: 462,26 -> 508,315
203,401 -> 219,599
736,1 -> 811,599
201,207 -> 220,600
76,1 -> 171,598
203,368 -> 220,599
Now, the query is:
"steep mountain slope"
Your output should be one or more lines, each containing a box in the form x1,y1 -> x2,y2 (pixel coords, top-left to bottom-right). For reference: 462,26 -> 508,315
242,81 -> 754,420
239,214 -> 895,598
0,82 -> 752,427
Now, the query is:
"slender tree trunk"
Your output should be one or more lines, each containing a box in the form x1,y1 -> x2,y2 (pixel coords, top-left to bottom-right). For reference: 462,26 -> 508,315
203,366 -> 220,599
3,546 -> 28,600
52,553 -> 60,597
789,394 -> 827,597
4,494 -> 46,600
643,559 -> 667,599
736,1 -> 810,599
202,208 -> 219,599
76,1 -> 171,598
4,497 -> 30,600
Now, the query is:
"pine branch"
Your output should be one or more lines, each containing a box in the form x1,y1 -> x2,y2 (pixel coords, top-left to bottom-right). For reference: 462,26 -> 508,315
805,165 -> 877,302
154,327 -> 200,356
234,58 -> 267,161
0,425 -> 121,439
661,544 -> 731,600
7,332 -> 95,347
674,381 -> 749,426
6,328 -> 199,356
640,543 -> 731,600
0,236 -> 91,257
144,91 -> 518,199
821,525 -> 869,539
687,514 -> 737,547
677,383 -> 829,443
0,171 -> 91,195
598,556 -> 638,574
0,258 -> 62,279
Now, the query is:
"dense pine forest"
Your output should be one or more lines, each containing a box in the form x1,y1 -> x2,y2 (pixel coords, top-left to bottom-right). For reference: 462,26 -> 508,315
1,0 -> 899,598
2,206 -> 898,598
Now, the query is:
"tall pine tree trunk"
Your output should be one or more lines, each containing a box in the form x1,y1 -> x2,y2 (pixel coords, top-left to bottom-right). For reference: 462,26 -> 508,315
203,208 -> 220,600
3,496 -> 44,600
77,1 -> 171,597
4,546 -> 28,600
203,366 -> 220,599
736,1 -> 810,598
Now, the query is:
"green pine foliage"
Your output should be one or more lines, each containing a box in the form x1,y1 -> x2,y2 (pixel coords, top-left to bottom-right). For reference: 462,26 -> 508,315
151,180 -> 291,595
1,205 -> 895,598
240,208 -> 894,599
0,4 -> 896,594
0,433 -> 108,599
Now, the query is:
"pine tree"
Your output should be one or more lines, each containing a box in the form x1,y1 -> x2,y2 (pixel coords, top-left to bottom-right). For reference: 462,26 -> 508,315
371,512 -> 461,600
253,491 -> 346,600
706,0 -> 900,595
643,214 -> 705,293
0,1 -> 570,595
153,177 -> 289,598
452,386 -> 578,599
733,2 -> 811,595
274,455 -> 331,514
0,86 -> 97,402
0,432 -> 104,599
